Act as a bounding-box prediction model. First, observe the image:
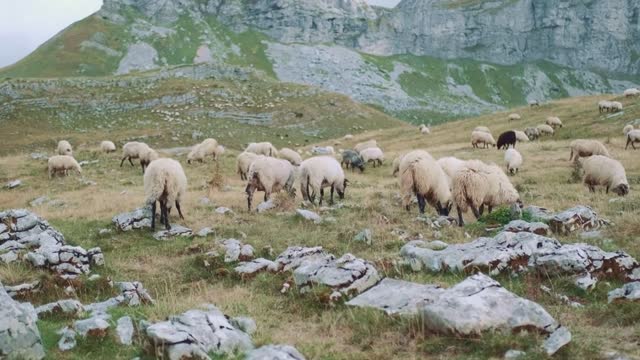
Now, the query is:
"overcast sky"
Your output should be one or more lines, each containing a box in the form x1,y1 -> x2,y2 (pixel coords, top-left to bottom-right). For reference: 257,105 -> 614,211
0,0 -> 402,68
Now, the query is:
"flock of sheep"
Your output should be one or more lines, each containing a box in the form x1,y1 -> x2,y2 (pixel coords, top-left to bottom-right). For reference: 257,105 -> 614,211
44,89 -> 638,230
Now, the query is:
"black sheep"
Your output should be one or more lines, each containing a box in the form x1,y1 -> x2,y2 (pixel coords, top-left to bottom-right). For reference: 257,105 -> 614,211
497,131 -> 516,150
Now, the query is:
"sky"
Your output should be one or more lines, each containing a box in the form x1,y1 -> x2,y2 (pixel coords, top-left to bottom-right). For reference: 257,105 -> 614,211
0,0 -> 402,68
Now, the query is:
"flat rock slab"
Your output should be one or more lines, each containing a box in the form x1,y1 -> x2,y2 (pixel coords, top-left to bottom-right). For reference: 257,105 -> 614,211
36,299 -> 84,318
4,281 -> 40,298
116,316 -> 134,345
153,225 -> 193,241
296,209 -> 321,223
0,281 -> 45,359
5,180 -> 22,189
74,315 -> 110,337
246,344 -> 306,360
235,258 -> 277,275
274,246 -> 328,272
543,326 -> 572,356
549,205 -> 610,235
347,278 -> 444,315
608,282 -> 640,303
503,220 -> 550,236
112,207 -> 152,231
293,253 -> 380,296
257,200 -> 276,213
523,205 -> 553,221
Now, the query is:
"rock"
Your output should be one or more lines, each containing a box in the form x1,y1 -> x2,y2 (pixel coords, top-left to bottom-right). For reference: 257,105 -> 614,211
115,281 -> 155,306
215,206 -> 233,214
30,152 -> 47,160
608,282 -> 640,303
0,281 -> 45,359
230,317 -> 257,335
98,228 -> 112,235
27,244 -> 104,279
523,205 -> 553,221
353,228 -> 373,245
5,180 -> 22,189
293,253 -> 380,296
57,327 -> 77,351
36,299 -> 84,318
575,272 -> 598,290
4,281 -> 39,298
29,197 -> 49,207
257,200 -> 276,213
218,239 -> 254,263
542,326 -> 572,355
347,278 -> 443,315
503,220 -> 550,236
116,316 -> 134,345
246,344 -> 306,360
196,227 -> 214,237
112,207 -> 152,231
153,225 -> 193,241
504,350 -> 526,359
235,258 -> 277,275
0,251 -> 18,264
74,315 -> 110,337
273,246 -> 329,272
198,197 -> 214,207
296,209 -> 321,223
549,206 -> 610,235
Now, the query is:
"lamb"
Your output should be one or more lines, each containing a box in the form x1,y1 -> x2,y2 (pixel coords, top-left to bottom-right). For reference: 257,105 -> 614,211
546,116 -> 563,128
236,152 -> 260,180
623,124 -> 634,135
57,140 -> 73,156
497,131 -> 517,150
299,156 -> 348,206
48,155 -> 82,179
399,150 -> 452,216
452,161 -> 520,226
537,124 -> 554,136
524,127 -> 540,141
245,142 -> 278,156
473,126 -> 491,134
508,113 -> 521,121
504,149 -> 523,175
624,88 -> 640,97
359,147 -> 384,167
569,139 -> 610,161
311,146 -> 335,155
278,148 -> 303,166
341,150 -> 365,172
245,157 -> 296,211
579,155 -> 629,196
514,130 -> 529,142
471,131 -> 496,149
100,141 -> 116,153
625,129 -> 640,150
353,140 -> 377,153
391,153 -> 405,176
144,158 -> 187,230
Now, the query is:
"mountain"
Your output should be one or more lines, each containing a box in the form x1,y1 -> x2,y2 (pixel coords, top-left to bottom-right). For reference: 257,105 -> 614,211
1,0 -> 639,122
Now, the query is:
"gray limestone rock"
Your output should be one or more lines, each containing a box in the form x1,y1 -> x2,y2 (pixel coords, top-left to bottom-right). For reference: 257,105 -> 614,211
0,282 -> 45,359
542,326 -> 572,356
153,225 -> 193,241
57,327 -> 77,351
116,316 -> 135,345
293,253 -> 380,296
353,228 -> 373,245
549,206 -> 610,235
36,299 -> 84,318
116,42 -> 159,75
112,207 -> 152,231
346,278 -> 443,315
246,344 -> 306,360
608,282 -> 640,303
273,246 -> 329,272
74,315 -> 110,337
234,258 -> 277,275
296,209 -> 321,223
503,220 -> 550,236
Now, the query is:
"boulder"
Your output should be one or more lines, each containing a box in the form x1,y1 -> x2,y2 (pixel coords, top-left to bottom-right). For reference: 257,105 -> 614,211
273,246 -> 329,272
347,278 -> 444,315
293,253 -> 380,296
542,326 -> 572,356
36,299 -> 84,318
503,220 -> 550,236
218,239 -> 254,263
74,315 -> 110,337
112,207 -> 152,231
608,282 -> 640,303
353,228 -> 373,245
235,258 -> 277,275
0,282 -> 45,359
549,206 -> 610,235
57,327 -> 77,351
116,316 -> 134,345
246,345 -> 306,360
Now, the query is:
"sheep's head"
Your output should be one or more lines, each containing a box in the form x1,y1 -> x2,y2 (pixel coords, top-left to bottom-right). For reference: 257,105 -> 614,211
338,179 -> 349,199
613,183 -> 630,196
353,158 -> 366,173
436,201 -> 452,216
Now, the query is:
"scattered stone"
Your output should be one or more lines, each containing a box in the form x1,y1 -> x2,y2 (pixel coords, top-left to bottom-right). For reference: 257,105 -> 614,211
4,281 -> 39,298
293,253 -> 380,296
353,228 -> 373,245
231,317 -> 257,335
503,220 -> 550,236
57,327 -> 77,351
30,152 -> 48,160
549,206 -> 610,235
574,273 -> 597,290
88,274 -> 102,281
0,251 -> 18,263
5,180 -> 22,189
153,225 -> 193,241
257,200 -> 276,213
112,207 -> 152,231
347,278 -> 443,315
0,282 -> 45,359
608,282 -> 640,303
36,299 -> 84,318
218,239 -> 254,263
273,246 -> 329,272
246,344 -> 306,360
215,206 -> 233,214
116,316 -> 134,345
542,326 -> 572,356
98,228 -> 113,235
85,281 -> 154,316
416,215 -> 457,228
26,244 -> 104,279
74,315 -> 110,337
296,209 -> 321,223
198,197 -> 214,207
235,258 -> 277,275
196,227 -> 214,237
29,197 -> 49,207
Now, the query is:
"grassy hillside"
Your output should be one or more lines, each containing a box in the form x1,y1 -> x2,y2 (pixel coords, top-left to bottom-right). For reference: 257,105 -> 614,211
1,93 -> 639,359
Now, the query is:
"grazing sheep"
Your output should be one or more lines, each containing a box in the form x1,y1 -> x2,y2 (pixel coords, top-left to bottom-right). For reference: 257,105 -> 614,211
452,161 -> 520,226
57,140 -> 73,156
437,156 -> 467,189
537,124 -> 554,136
421,127 -> 431,135
299,156 -> 347,206
144,158 -> 187,230
121,141 -> 151,167
625,129 -> 640,150
569,139 -> 610,161
529,100 -> 540,107
48,155 -> 82,179
504,149 -> 523,175
598,100 -> 612,113
514,130 -> 529,142
341,150 -> 365,172
139,148 -> 159,174
497,131 -> 517,150
343,134 -> 354,140
353,140 -> 377,153
359,147 -> 384,167
579,156 -> 629,196
391,153 -> 405,176
246,142 -> 278,157
245,157 -> 296,211
213,145 -> 225,160
546,116 -> 563,129
610,101 -> 623,112
100,141 -> 116,153
311,146 -> 335,155
471,131 -> 496,149
474,126 -> 491,134
524,127 -> 540,141
399,150 -> 452,216
236,152 -> 260,181
623,124 -> 634,135
278,148 -> 303,166
508,113 -> 521,121
624,88 -> 640,97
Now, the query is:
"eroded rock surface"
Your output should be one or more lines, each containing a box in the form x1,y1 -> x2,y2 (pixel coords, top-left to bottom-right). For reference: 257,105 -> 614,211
112,207 -> 152,231
293,253 -> 380,296
503,220 -> 550,236
346,278 -> 443,315
608,282 -> 640,303
0,282 -> 45,359
36,299 -> 84,318
549,206 -> 610,235
153,225 -> 193,241
246,344 -> 306,360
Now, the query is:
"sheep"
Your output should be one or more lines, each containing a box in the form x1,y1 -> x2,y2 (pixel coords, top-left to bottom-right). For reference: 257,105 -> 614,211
623,124 -> 635,136
245,142 -> 278,157
213,145 -> 225,160
359,147 -> 384,167
121,142 -> 151,168
579,155 -> 629,196
144,158 -> 187,230
508,113 -> 521,121
236,152 -> 260,181
610,101 -> 623,112
504,149 -> 523,175
537,124 -> 554,136
278,148 -> 303,166
437,156 -> 467,189
187,139 -> 222,164
625,129 -> 640,150
245,157 -> 296,211
391,153 -> 405,176
341,150 -> 365,172
139,148 -> 159,174
343,134 -> 354,140
598,100 -> 612,113
421,127 -> 431,135
353,140 -> 377,153
48,155 -> 82,179
546,116 -> 563,129
57,140 -> 73,156
452,161 -> 520,226
624,88 -> 640,97
524,127 -> 540,141
299,156 -> 348,206
529,100 -> 540,107
569,139 -> 610,161
471,131 -> 496,149
474,126 -> 491,134
514,130 -> 529,142
311,146 -> 335,155
497,131 -> 517,150
100,141 -> 116,153
399,150 -> 452,216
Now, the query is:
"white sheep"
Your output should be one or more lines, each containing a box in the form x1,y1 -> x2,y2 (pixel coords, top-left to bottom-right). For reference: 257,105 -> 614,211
399,150 -> 452,216
139,147 -> 159,174
100,141 -> 116,153
504,149 -> 523,175
213,145 -> 225,160
514,130 -> 529,142
245,156 -> 296,211
391,153 -> 405,177
625,129 -> 640,150
546,116 -> 563,129
144,158 -> 187,230
524,127 -> 540,141
437,156 -> 467,189
57,140 -> 73,156
421,127 -> 431,135
610,101 -> 623,112
299,156 -> 347,206
471,131 -> 496,148
598,100 -> 612,113
278,148 -> 303,166
311,146 -> 335,155
623,124 -> 634,135
236,152 -> 260,181
537,124 -> 554,136
343,134 -> 354,140
121,142 -> 152,169
48,155 -> 82,179
624,88 -> 640,97
245,142 -> 278,157
579,155 -> 629,196
508,113 -> 521,121
529,100 -> 540,107
473,126 -> 491,134
569,139 -> 610,161
359,147 -> 384,167
353,140 -> 377,153
187,139 -> 221,164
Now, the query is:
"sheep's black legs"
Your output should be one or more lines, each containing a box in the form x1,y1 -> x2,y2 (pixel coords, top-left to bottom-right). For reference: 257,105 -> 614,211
120,157 -> 127,167
245,184 -> 254,211
417,194 -> 426,214
128,157 -> 134,166
471,205 -> 481,219
150,202 -> 157,230
162,203 -> 170,230
479,204 -> 484,216
488,205 -> 493,214
319,188 -> 324,206
330,185 -> 335,205
176,201 -> 184,220
457,206 -> 464,227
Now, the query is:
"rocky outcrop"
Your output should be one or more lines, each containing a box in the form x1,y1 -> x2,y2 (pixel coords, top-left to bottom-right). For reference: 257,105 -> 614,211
0,282 -> 45,360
